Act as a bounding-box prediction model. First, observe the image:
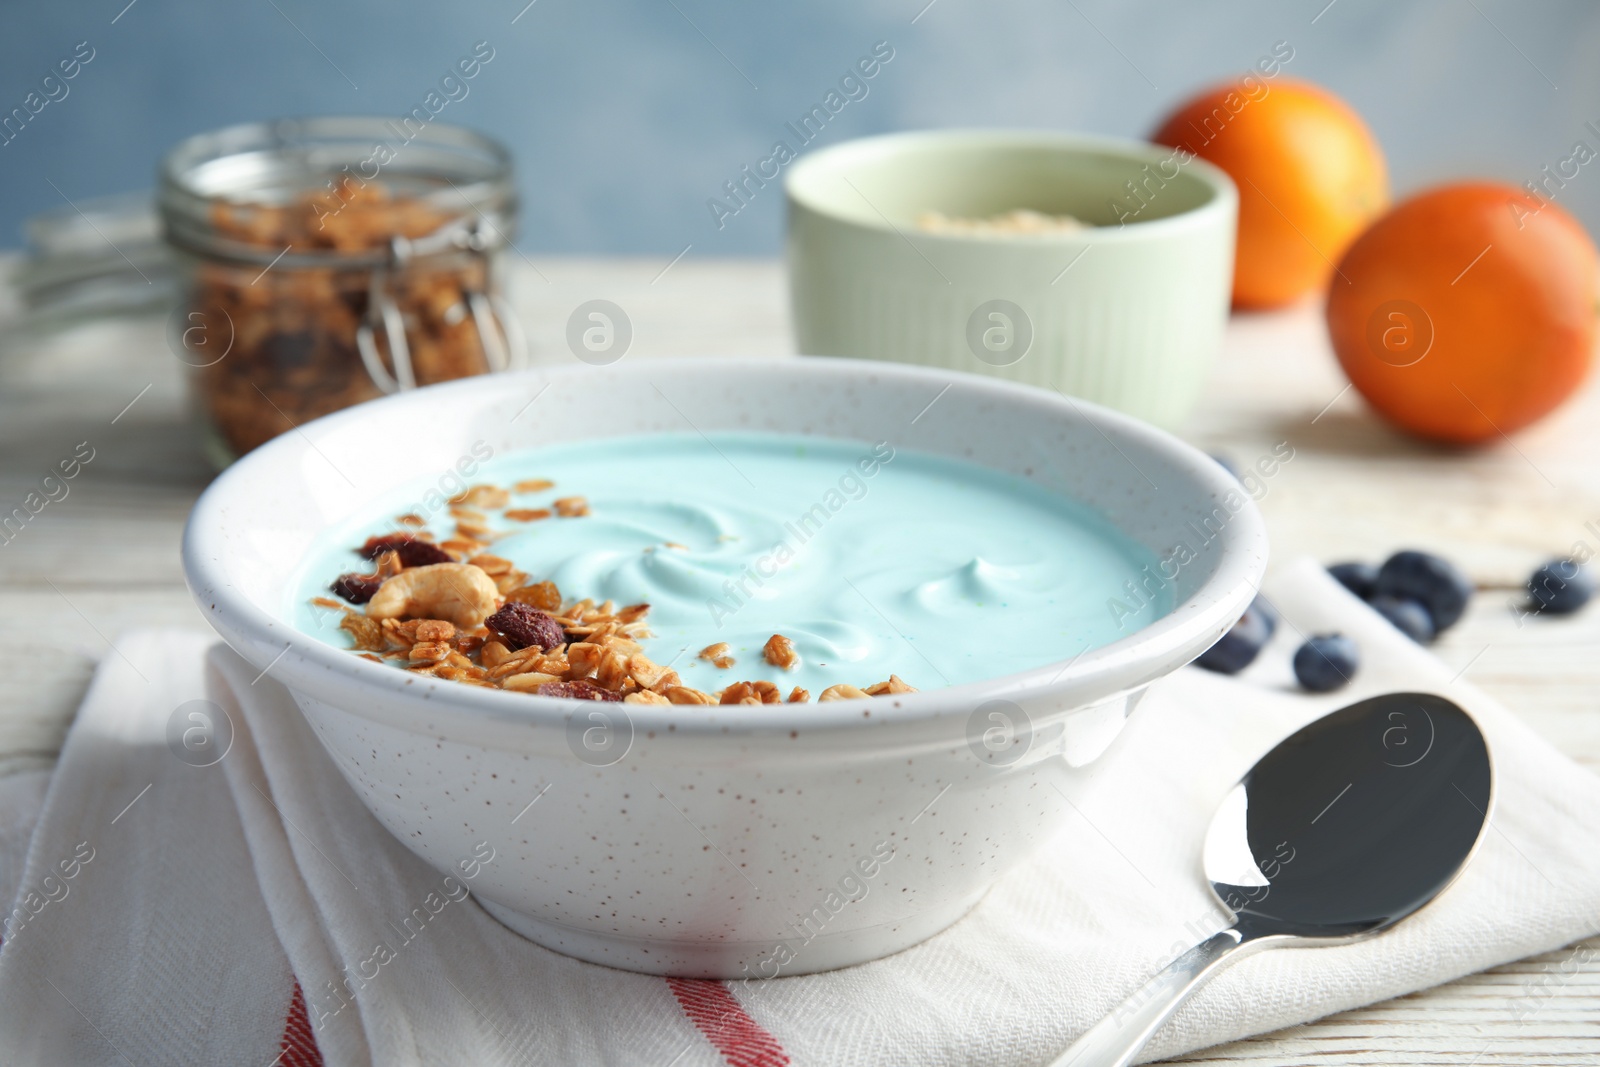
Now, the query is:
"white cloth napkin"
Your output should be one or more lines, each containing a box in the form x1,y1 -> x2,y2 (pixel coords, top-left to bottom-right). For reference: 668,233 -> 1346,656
3,557 -> 1599,1066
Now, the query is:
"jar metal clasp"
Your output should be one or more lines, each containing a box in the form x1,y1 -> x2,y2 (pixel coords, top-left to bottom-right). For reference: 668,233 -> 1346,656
355,224 -> 527,395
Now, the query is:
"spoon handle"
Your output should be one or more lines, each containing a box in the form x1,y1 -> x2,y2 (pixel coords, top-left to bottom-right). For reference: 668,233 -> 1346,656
1046,930 -> 1245,1067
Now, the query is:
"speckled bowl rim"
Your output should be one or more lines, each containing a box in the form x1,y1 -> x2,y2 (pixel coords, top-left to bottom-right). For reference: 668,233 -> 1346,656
784,127 -> 1238,247
183,357 -> 1267,739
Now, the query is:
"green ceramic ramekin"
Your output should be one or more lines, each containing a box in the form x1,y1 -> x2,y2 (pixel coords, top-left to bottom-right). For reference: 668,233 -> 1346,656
785,129 -> 1238,429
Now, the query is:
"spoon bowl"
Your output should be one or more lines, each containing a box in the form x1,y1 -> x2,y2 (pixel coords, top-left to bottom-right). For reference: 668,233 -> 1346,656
1052,691 -> 1492,1067
1207,691 -> 1492,940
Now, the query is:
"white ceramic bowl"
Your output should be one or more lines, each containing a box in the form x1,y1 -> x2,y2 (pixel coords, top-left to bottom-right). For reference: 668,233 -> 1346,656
183,357 -> 1267,977
786,130 -> 1238,429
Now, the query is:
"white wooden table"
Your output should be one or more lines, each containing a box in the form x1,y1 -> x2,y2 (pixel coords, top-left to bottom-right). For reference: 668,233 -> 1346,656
2,257 -> 1597,1064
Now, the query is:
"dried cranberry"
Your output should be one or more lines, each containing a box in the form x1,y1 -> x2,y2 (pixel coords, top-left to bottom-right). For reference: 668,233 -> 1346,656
360,534 -> 451,568
331,573 -> 382,604
535,679 -> 622,702
485,602 -> 565,652
398,541 -> 453,567
360,534 -> 410,558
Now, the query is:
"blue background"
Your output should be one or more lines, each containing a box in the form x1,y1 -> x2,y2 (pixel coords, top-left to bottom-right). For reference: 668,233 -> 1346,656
1,0 -> 1597,254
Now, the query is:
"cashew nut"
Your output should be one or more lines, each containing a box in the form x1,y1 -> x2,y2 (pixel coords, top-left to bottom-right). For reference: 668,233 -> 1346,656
366,563 -> 500,629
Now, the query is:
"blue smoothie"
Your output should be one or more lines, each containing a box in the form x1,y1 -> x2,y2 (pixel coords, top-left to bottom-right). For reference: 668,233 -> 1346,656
292,433 -> 1170,694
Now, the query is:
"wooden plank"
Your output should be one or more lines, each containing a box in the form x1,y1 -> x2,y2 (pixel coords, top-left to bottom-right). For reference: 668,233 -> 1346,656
1189,307 -> 1600,587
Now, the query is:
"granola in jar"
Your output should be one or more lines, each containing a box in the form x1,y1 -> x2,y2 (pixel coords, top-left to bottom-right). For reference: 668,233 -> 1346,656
159,118 -> 524,461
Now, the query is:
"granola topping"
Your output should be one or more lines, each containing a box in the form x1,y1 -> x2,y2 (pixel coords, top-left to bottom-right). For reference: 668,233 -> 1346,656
763,634 -> 799,670
366,562 -> 500,629
485,602 -> 565,652
299,433 -> 1170,702
699,642 -> 735,669
308,476 -> 919,703
331,572 -> 383,605
360,534 -> 452,568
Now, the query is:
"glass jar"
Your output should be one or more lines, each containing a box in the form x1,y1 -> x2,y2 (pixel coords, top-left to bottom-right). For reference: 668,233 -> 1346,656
159,117 -> 524,462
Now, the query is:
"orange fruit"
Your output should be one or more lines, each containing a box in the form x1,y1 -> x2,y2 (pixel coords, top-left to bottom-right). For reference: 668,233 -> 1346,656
1326,182 -> 1600,445
1152,78 -> 1388,309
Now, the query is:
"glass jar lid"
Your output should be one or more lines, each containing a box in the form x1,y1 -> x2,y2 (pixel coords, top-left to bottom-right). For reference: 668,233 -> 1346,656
158,116 -> 516,269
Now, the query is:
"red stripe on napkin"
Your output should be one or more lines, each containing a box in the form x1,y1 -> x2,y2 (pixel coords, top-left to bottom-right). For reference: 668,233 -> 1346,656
666,978 -> 789,1067
276,981 -> 324,1067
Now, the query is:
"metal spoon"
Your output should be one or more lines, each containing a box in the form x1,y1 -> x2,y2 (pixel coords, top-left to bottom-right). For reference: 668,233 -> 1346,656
1049,691 -> 1492,1067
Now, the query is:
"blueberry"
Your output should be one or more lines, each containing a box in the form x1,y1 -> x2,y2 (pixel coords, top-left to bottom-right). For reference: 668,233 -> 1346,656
1375,550 -> 1472,632
1196,598 -> 1274,674
1327,561 -> 1379,601
1528,558 -> 1595,615
1293,633 -> 1359,692
1368,595 -> 1435,643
